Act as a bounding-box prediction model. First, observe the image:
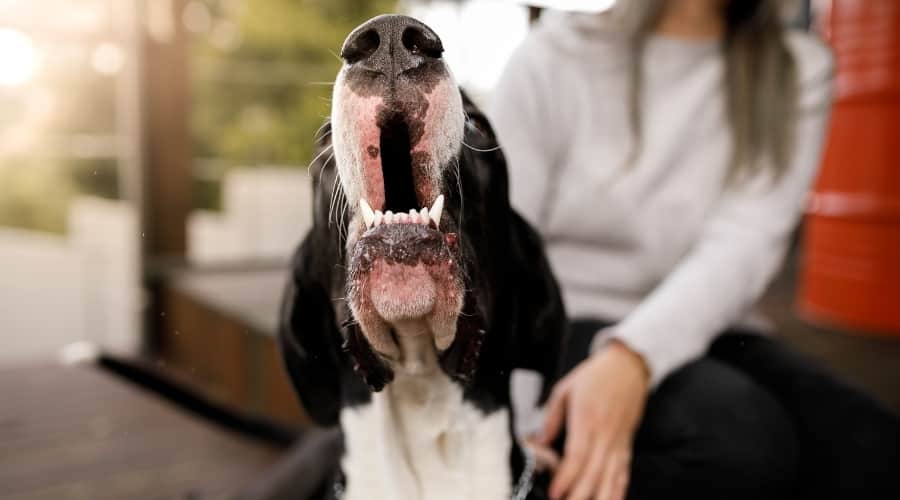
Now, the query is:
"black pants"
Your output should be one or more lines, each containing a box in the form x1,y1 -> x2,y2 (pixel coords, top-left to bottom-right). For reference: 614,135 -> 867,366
565,320 -> 900,500
242,322 -> 900,500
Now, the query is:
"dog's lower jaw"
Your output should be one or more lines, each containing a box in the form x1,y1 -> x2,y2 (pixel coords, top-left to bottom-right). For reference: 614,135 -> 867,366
339,356 -> 513,500
390,320 -> 443,375
347,222 -> 464,364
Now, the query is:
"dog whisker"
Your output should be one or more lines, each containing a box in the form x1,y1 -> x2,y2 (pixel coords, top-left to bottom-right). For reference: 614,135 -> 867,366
452,156 -> 465,250
328,169 -> 341,228
338,187 -> 350,238
461,140 -> 501,153
316,129 -> 333,142
316,150 -> 336,197
308,143 -> 335,169
326,166 -> 350,239
314,120 -> 332,138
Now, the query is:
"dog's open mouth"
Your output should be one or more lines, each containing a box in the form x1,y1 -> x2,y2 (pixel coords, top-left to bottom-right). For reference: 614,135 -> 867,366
378,116 -> 420,214
360,116 -> 443,230
332,14 -> 466,367
346,115 -> 462,362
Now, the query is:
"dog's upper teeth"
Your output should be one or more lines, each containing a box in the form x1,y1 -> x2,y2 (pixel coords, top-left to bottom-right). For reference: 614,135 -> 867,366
360,199 -> 376,228
429,194 -> 444,229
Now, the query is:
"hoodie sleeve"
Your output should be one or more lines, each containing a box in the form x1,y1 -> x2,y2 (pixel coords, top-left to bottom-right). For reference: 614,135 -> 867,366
604,34 -> 835,387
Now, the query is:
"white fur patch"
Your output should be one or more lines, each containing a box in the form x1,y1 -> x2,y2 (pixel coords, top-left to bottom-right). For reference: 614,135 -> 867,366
331,67 -> 374,211
340,331 -> 512,500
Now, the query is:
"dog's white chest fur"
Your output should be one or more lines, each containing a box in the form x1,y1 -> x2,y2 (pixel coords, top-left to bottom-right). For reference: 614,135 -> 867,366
339,366 -> 512,500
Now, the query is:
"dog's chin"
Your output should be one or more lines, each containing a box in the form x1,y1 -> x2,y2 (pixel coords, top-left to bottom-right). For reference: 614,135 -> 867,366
369,261 -> 437,322
347,223 -> 463,364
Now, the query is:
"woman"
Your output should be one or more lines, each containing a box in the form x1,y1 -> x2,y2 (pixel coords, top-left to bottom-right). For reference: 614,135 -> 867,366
491,1 -> 900,499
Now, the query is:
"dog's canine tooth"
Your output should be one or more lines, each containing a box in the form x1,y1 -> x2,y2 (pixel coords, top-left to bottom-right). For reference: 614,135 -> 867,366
419,207 -> 430,225
374,210 -> 384,226
429,194 -> 444,229
384,211 -> 394,224
360,199 -> 376,228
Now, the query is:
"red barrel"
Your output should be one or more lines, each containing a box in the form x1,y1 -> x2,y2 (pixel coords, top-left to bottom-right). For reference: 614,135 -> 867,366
798,0 -> 900,336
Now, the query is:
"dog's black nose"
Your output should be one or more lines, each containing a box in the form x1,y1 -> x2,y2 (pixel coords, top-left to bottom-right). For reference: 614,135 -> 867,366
340,15 -> 443,76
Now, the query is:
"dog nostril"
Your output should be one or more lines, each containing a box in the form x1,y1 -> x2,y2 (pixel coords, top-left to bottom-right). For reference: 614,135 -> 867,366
342,29 -> 380,64
401,26 -> 443,59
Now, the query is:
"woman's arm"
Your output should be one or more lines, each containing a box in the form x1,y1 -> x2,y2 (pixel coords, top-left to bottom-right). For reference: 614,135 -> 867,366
540,34 -> 834,500
489,29 -> 564,229
608,34 -> 835,387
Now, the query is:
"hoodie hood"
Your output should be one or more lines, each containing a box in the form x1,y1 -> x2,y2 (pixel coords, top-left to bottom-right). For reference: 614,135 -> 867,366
532,9 -> 632,56
517,0 -> 614,13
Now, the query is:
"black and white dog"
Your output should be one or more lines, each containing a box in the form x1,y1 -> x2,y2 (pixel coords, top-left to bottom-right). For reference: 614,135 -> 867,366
280,15 -> 566,500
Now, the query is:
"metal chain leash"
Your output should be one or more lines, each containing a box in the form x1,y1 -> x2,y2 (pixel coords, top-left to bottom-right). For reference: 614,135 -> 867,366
510,446 -> 537,500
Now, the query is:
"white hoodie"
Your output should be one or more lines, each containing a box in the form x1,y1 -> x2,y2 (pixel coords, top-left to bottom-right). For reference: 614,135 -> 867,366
490,12 -> 834,386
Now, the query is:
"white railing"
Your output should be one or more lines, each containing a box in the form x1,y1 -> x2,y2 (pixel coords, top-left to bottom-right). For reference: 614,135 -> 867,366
0,197 -> 140,366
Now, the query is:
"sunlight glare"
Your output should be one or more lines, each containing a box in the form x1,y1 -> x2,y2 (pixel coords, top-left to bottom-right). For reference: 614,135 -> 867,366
0,28 -> 37,86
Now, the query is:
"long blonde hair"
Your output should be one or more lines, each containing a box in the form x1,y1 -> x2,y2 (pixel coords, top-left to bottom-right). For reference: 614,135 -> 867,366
617,0 -> 798,179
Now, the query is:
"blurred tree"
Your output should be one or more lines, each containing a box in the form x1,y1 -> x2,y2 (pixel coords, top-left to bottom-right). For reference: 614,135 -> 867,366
0,57 -> 119,233
0,0 -> 399,231
191,0 -> 397,210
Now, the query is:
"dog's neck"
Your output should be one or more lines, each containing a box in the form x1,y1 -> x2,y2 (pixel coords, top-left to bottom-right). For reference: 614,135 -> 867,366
339,320 -> 515,500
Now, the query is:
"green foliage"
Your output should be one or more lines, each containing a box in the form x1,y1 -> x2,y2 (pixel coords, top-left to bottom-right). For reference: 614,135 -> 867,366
0,158 -> 118,233
191,0 -> 397,209
0,67 -> 118,234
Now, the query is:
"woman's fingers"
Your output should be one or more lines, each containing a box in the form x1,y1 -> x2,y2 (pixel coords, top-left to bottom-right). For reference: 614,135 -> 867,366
549,441 -> 587,499
593,454 -> 618,500
567,443 -> 608,499
525,438 -> 561,473
611,467 -> 629,500
539,378 -> 571,445
595,452 -> 630,500
549,415 -> 592,499
542,345 -> 648,499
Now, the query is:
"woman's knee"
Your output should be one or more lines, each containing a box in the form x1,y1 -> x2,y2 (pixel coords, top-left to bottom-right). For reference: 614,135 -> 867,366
630,358 -> 798,500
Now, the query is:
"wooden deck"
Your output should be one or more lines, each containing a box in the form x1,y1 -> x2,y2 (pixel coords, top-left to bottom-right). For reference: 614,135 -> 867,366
761,255 -> 900,413
0,364 -> 282,500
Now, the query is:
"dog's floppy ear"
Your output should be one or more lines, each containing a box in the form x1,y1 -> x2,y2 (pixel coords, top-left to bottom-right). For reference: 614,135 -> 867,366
453,93 -> 568,400
507,211 -> 568,402
279,229 -> 344,426
278,123 -> 346,426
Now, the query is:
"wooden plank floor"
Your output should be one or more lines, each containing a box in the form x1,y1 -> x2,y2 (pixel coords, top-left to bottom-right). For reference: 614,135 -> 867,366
761,255 -> 900,414
0,364 -> 282,500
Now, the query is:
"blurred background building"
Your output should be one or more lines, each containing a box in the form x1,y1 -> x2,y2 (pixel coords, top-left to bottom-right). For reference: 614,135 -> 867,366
0,0 -> 897,499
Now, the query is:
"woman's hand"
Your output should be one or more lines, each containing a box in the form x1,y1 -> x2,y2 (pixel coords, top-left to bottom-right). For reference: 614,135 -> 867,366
539,340 -> 650,500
